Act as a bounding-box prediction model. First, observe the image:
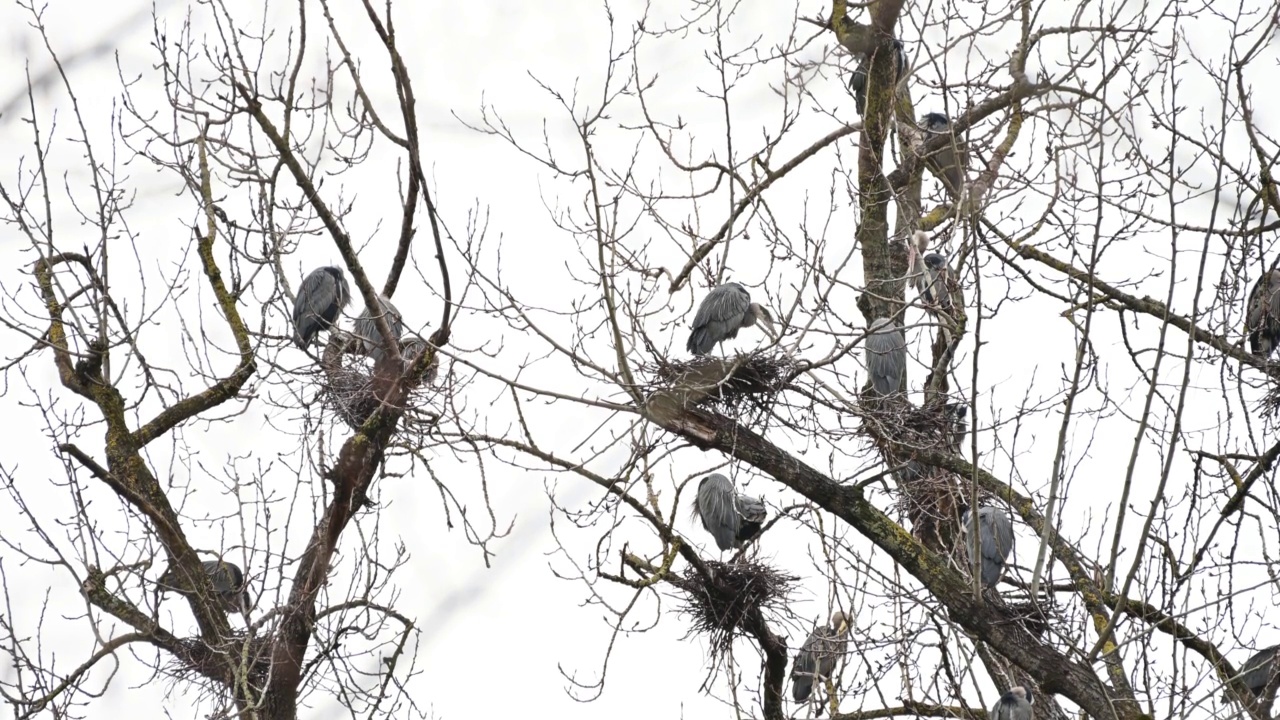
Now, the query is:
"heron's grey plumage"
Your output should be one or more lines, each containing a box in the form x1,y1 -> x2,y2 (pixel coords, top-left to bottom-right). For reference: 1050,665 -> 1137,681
849,39 -> 908,116
354,294 -> 405,363
991,686 -> 1034,720
960,505 -> 1014,589
944,402 -> 968,452
692,474 -> 768,551
1246,268 -> 1280,357
158,559 -> 251,613
791,611 -> 851,703
1223,645 -> 1280,703
865,318 -> 906,396
293,266 -> 351,349
687,283 -> 774,356
908,232 -> 964,317
921,112 -> 968,198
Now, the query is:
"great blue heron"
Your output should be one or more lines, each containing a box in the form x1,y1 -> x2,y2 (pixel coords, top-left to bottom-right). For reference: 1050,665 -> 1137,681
849,38 -> 908,116
991,686 -> 1034,720
687,283 -> 776,356
908,231 -> 963,315
1222,645 -> 1280,703
293,266 -> 351,349
354,294 -> 405,363
865,318 -> 906,396
921,112 -> 968,199
157,559 -> 251,613
791,611 -> 851,703
1246,268 -> 1280,357
959,505 -> 1014,589
944,402 -> 969,452
691,473 -> 768,551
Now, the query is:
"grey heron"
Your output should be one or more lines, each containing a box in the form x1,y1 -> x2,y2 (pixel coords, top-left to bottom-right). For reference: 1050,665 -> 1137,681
791,611 -> 851,703
354,294 -> 405,363
849,38 -> 908,116
944,402 -> 969,452
691,473 -> 768,552
687,282 -> 775,356
921,112 -> 968,199
865,318 -> 906,396
1246,268 -> 1280,358
991,686 -> 1034,720
293,266 -> 351,350
959,504 -> 1014,589
157,559 -> 251,614
1222,645 -> 1280,703
908,231 -> 963,315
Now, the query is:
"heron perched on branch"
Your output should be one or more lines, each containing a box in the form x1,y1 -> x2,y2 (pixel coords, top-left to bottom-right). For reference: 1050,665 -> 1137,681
991,686 -> 1034,720
1222,645 -> 1280,704
944,402 -> 969,452
865,318 -> 906,396
848,38 -> 908,116
687,282 -> 776,356
354,294 -> 405,363
791,611 -> 851,703
157,559 -> 252,614
691,473 -> 767,552
907,231 -> 963,316
921,112 -> 968,199
959,504 -> 1014,589
1246,267 -> 1280,358
293,266 -> 351,350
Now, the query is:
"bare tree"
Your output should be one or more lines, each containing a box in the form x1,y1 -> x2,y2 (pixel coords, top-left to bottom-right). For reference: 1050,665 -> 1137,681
4,0 -> 1280,718
0,0 -> 495,717
456,1 -> 1280,719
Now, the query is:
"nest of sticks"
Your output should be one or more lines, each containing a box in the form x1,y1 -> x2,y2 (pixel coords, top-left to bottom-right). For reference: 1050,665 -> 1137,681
678,559 -> 797,661
645,351 -> 797,415
318,336 -> 439,430
167,633 -> 273,691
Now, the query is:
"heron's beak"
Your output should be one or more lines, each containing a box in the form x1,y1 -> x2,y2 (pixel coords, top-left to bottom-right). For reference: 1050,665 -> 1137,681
759,309 -> 777,340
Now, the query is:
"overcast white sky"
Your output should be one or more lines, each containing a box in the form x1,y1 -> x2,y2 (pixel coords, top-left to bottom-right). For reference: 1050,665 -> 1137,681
2,0 -> 1279,718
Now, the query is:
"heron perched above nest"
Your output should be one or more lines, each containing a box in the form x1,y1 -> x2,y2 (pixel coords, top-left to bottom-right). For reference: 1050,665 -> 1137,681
678,559 -> 797,662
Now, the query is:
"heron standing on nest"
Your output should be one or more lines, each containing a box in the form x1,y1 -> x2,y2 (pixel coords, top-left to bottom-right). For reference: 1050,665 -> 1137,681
293,266 -> 351,350
865,318 -> 906,396
791,611 -> 851,707
691,473 -> 767,553
157,559 -> 252,615
353,293 -> 405,363
687,282 -> 776,356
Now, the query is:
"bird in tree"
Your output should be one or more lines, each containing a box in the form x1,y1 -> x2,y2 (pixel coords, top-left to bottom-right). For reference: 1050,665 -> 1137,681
157,559 -> 252,614
907,231 -> 963,317
991,686 -> 1034,720
1222,644 -> 1280,704
865,318 -> 906,396
687,282 -> 776,356
1245,267 -> 1280,358
691,473 -> 767,552
849,38 -> 908,116
920,112 -> 968,199
293,266 -> 351,350
791,611 -> 851,704
354,294 -> 405,363
959,504 -> 1014,590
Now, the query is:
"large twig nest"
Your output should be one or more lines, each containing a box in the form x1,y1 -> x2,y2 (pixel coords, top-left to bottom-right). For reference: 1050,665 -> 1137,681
318,334 -> 439,430
678,559 -> 797,661
644,351 -> 797,416
167,633 -> 272,691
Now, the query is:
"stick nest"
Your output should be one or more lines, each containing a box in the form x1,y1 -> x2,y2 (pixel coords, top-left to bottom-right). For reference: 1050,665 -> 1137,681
167,633 -> 273,692
678,559 -> 797,661
645,351 -> 797,414
319,337 -> 438,430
